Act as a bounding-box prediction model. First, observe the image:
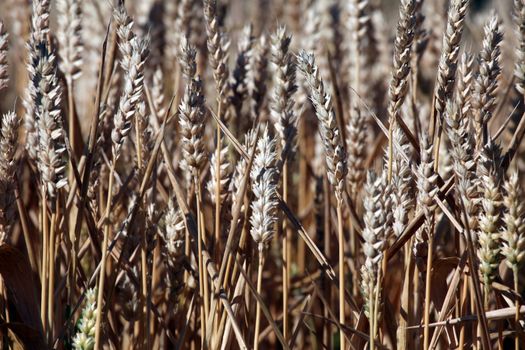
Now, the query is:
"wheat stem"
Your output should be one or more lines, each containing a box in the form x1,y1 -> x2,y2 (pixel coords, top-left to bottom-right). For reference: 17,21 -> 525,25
423,232 -> 433,350
94,163 -> 115,349
214,114 -> 222,254
253,246 -> 265,350
196,180 -> 207,346
337,202 -> 346,350
40,188 -> 48,339
282,162 -> 290,341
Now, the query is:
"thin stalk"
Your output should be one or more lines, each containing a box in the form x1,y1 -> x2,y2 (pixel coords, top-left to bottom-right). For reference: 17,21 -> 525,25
135,112 -> 143,168
371,264 -> 383,350
67,77 -> 77,157
423,233 -> 434,350
369,280 -> 375,350
40,188 -> 48,338
214,101 -> 222,253
94,162 -> 116,349
323,175 -> 331,349
398,237 -> 415,349
140,216 -> 149,350
433,127 -> 443,173
283,162 -> 289,341
459,274 -> 468,350
253,247 -> 265,350
195,181 -> 207,344
388,124 -> 394,183
297,120 -> 307,274
199,187 -> 210,320
337,202 -> 345,350
514,268 -> 520,350
47,209 -> 58,344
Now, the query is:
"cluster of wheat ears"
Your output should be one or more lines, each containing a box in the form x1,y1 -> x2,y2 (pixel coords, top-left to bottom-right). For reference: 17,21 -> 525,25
0,0 -> 525,349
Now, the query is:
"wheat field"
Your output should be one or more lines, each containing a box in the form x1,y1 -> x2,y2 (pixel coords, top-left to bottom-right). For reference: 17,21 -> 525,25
0,0 -> 523,349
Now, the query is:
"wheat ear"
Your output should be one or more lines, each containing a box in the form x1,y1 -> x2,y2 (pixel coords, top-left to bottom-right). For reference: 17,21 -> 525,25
387,0 -> 417,182
23,0 -> 51,161
515,0 -> 525,97
0,22 -> 8,92
72,288 -> 97,350
433,0 -> 469,120
57,0 -> 83,80
473,12 -> 502,149
203,0 -> 230,101
477,141 -> 503,307
229,25 -> 254,121
500,170 -> 525,349
160,201 -> 187,306
0,111 -> 20,242
247,35 -> 269,123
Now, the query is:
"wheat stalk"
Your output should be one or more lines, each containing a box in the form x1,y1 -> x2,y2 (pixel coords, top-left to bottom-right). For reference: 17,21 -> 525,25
297,49 -> 348,348
94,30 -> 149,348
360,170 -> 390,349
414,132 -> 438,350
249,126 -> 278,350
